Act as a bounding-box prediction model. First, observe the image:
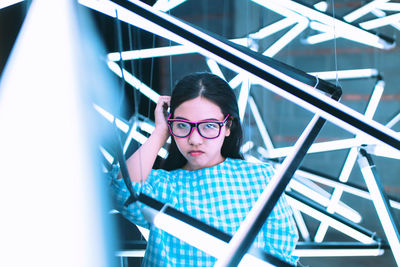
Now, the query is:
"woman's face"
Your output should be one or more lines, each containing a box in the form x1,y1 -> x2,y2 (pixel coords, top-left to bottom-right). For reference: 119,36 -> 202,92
172,96 -> 230,171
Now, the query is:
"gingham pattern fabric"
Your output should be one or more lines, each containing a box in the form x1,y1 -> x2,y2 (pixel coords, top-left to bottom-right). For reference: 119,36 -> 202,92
109,158 -> 299,266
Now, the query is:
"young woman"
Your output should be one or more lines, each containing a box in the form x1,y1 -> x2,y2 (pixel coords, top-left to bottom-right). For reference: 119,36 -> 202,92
109,72 -> 299,266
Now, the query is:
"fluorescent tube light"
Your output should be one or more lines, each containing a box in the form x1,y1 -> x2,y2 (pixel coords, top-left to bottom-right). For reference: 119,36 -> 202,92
358,151 -> 400,266
343,0 -> 389,23
206,59 -> 226,80
152,0 -> 186,12
0,0 -> 24,9
293,248 -> 384,257
308,69 -> 378,80
360,13 -> 400,30
107,61 -> 160,103
286,196 -> 375,244
314,1 -> 328,12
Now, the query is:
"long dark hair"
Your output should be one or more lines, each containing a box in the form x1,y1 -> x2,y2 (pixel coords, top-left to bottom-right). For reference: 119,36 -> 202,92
162,72 -> 243,171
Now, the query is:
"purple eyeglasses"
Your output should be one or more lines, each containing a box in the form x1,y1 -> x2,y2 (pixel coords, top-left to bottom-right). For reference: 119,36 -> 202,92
167,114 -> 230,139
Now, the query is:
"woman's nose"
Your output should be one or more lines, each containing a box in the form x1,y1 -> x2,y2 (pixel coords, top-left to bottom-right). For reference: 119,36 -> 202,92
188,127 -> 203,145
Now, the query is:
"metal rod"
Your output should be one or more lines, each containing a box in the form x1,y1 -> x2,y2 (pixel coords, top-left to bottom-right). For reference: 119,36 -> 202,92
358,148 -> 400,266
215,114 -> 326,266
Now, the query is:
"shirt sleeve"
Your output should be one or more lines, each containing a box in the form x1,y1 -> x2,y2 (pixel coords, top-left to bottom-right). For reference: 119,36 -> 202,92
261,163 -> 299,266
107,165 -> 174,229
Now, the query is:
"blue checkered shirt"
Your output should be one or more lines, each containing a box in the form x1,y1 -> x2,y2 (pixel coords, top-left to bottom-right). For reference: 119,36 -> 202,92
109,157 -> 298,266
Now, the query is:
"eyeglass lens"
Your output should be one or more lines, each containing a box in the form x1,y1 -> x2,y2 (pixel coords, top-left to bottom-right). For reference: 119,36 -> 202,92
171,121 -> 221,138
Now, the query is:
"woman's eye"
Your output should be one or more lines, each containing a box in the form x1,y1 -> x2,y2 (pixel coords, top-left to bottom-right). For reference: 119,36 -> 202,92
177,123 -> 189,129
204,123 -> 218,129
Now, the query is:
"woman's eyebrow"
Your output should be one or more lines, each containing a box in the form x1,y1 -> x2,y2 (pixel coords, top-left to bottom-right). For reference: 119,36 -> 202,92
174,116 -> 220,121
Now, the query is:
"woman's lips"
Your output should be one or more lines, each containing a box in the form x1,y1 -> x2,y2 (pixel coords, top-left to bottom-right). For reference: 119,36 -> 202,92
189,150 -> 204,157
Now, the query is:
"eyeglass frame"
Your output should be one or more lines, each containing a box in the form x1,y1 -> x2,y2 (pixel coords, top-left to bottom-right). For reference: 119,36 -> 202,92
167,114 -> 230,139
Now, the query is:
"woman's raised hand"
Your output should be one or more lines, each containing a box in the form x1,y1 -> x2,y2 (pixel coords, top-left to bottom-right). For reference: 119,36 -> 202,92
154,95 -> 171,141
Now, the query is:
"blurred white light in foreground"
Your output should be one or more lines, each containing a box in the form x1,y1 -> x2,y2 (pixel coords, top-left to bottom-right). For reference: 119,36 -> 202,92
0,0 -> 113,266
0,0 -> 24,9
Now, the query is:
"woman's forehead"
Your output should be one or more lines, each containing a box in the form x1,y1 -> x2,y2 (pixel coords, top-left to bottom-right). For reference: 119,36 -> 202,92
174,97 -> 224,120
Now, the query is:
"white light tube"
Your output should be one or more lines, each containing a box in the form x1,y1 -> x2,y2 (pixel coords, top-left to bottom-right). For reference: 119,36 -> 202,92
249,17 -> 296,40
291,206 -> 310,241
380,2 -> 400,11
285,196 -> 375,244
93,103 -> 130,133
308,69 -> 378,80
343,0 -> 390,22
294,170 -> 400,211
248,97 -> 274,151
93,104 -> 167,158
315,80 -> 383,242
153,212 -> 274,267
364,143 -> 400,160
257,138 -> 366,158
100,146 -> 114,165
241,141 -> 254,154
107,61 -> 160,103
0,0 -> 24,9
358,154 -> 400,266
228,73 -> 245,89
206,59 -> 226,80
115,250 -> 146,257
386,112 -> 400,129
268,0 -> 394,49
305,32 -> 335,45
289,179 -> 362,223
262,18 -> 309,57
360,13 -> 400,30
108,44 -> 193,61
293,248 -> 384,257
84,0 -> 400,153
314,1 -> 328,12
238,78 -> 251,121
153,0 -> 186,12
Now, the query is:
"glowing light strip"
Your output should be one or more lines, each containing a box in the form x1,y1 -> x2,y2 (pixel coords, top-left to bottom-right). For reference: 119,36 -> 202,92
291,207 -> 310,241
262,18 -> 308,57
261,0 -> 394,49
386,112 -> 400,128
305,32 -> 335,44
293,248 -> 384,257
93,104 -> 129,133
152,211 -> 274,266
343,0 -> 389,23
308,69 -> 378,80
248,97 -> 274,151
0,0 -> 24,9
238,78 -> 251,121
258,138 -> 365,158
107,61 -> 160,103
358,152 -> 400,266
313,1 -> 328,12
360,13 -> 400,30
380,2 -> 400,11
115,250 -> 145,257
293,171 -> 400,211
289,179 -> 361,223
93,104 -> 168,158
153,0 -> 186,12
249,17 -> 296,40
286,196 -> 375,244
100,146 -> 114,165
315,80 -> 384,242
108,45 -> 193,61
206,59 -> 226,80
